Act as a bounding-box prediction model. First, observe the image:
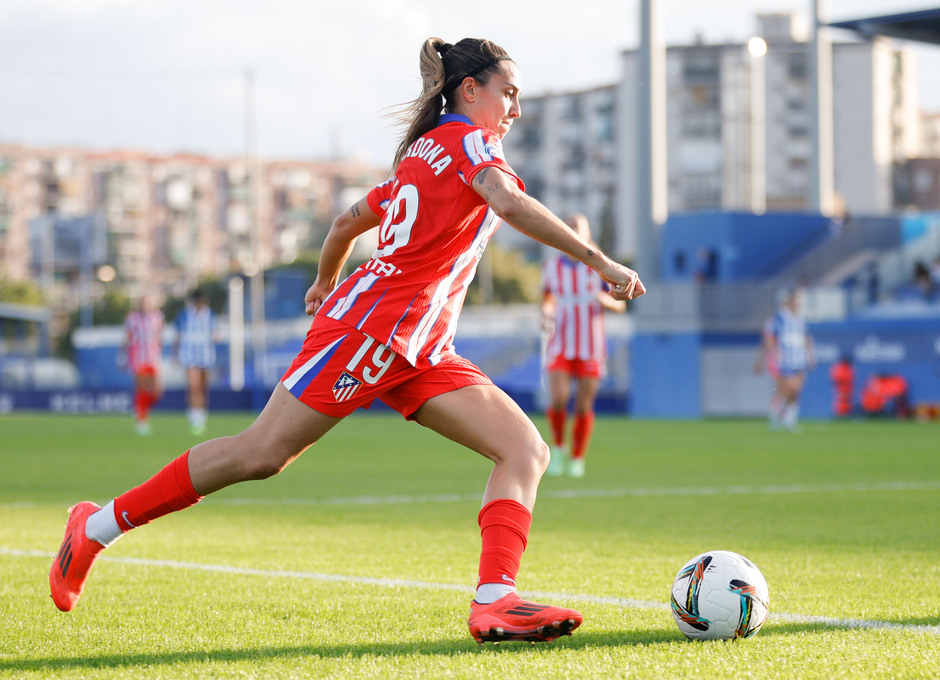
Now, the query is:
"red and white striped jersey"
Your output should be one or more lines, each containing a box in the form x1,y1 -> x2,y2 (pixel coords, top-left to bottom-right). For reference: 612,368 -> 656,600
317,114 -> 524,368
124,309 -> 164,371
542,254 -> 608,363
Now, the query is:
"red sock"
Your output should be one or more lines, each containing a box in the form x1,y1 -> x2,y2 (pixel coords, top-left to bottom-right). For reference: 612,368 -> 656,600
114,450 -> 203,532
135,389 -> 149,421
546,407 -> 567,446
572,412 -> 595,460
477,498 -> 532,587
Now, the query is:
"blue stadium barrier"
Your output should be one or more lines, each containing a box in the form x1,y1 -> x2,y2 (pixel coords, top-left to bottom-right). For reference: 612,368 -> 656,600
801,315 -> 940,418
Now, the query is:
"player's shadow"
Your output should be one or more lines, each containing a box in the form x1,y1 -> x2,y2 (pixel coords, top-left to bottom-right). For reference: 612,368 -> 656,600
6,619 -> 937,673
3,630 -> 680,673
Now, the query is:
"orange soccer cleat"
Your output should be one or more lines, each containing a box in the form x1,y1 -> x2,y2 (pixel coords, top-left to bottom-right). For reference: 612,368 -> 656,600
468,592 -> 582,644
49,502 -> 105,612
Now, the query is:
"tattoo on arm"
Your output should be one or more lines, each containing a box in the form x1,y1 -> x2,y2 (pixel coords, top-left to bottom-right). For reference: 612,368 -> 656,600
474,168 -> 501,200
350,202 -> 361,218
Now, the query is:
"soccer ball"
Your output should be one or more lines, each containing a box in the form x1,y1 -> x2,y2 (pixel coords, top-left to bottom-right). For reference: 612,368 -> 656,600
670,550 -> 769,641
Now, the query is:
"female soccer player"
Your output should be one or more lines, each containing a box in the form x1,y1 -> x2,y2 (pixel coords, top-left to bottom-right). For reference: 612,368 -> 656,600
50,37 -> 645,644
541,214 -> 625,478
175,289 -> 217,435
121,295 -> 165,435
754,287 -> 815,431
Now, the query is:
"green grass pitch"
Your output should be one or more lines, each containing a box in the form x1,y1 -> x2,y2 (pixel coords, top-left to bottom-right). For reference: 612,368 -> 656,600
1,411 -> 938,679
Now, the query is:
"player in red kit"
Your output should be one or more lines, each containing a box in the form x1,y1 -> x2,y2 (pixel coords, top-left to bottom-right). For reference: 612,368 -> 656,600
50,37 -> 645,644
541,214 -> 625,478
121,295 -> 165,435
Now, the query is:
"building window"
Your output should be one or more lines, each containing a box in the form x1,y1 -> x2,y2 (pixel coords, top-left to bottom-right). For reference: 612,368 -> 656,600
673,251 -> 687,275
519,125 -> 542,150
914,169 -> 933,194
683,111 -> 721,138
788,53 -> 807,80
565,97 -> 583,122
683,54 -> 719,84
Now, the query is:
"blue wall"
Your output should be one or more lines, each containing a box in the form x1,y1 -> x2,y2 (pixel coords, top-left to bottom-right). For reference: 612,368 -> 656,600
263,269 -> 311,321
660,212 -> 831,282
76,342 -> 232,389
629,314 -> 940,419
629,331 -> 702,418
801,315 -> 940,418
900,211 -> 940,243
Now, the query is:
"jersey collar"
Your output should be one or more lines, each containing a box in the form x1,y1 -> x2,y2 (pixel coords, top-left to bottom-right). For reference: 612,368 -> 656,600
439,113 -> 474,126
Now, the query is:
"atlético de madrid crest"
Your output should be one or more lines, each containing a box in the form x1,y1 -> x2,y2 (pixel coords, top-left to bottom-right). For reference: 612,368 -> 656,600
332,371 -> 362,402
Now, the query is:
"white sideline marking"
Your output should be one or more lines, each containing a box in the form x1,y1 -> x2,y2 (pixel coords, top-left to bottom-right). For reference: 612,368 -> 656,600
212,480 -> 940,507
7,548 -> 939,637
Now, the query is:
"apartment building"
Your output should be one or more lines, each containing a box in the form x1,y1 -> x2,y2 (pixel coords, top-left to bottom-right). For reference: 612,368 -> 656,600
0,144 -> 387,308
503,86 -> 619,259
500,13 -> 928,260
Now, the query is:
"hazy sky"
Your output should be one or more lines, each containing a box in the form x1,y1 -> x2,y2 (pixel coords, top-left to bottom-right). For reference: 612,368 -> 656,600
1,0 -> 938,167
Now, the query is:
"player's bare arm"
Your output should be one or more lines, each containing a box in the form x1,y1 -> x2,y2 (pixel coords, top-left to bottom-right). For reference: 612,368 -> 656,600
305,199 -> 381,315
473,167 -> 646,301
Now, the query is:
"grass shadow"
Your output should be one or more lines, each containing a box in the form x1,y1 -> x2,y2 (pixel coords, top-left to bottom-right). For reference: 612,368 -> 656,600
4,619 -> 937,673
1,629 -> 686,673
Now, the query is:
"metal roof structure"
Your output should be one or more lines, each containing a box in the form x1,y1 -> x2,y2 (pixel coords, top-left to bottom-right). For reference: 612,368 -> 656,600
0,302 -> 51,324
829,7 -> 940,45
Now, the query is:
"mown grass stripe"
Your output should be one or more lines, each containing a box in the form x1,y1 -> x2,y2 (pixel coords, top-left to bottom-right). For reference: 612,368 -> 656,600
204,479 -> 940,506
5,480 -> 937,509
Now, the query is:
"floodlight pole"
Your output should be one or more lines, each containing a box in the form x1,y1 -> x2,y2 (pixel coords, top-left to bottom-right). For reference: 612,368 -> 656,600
637,0 -> 667,279
749,40 -> 767,214
809,0 -> 835,215
228,275 -> 246,391
245,67 -> 267,390
79,217 -> 92,328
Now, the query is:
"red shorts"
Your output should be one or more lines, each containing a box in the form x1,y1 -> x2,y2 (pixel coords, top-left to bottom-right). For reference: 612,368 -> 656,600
281,315 -> 493,419
134,364 -> 158,378
546,355 -> 604,379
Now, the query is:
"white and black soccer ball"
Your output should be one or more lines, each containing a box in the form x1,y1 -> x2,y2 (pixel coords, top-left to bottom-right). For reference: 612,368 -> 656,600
670,550 -> 770,641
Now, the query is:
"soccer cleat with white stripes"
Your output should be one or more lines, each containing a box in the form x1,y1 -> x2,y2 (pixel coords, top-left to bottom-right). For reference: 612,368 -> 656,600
468,592 -> 582,644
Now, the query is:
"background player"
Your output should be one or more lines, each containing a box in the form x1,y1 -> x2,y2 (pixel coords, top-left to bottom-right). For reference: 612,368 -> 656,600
50,37 -> 645,644
540,214 -> 625,477
120,295 -> 164,435
175,288 -> 217,435
754,287 -> 815,431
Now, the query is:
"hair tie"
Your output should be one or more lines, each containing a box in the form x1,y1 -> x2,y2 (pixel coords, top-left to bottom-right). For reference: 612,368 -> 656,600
438,42 -> 452,57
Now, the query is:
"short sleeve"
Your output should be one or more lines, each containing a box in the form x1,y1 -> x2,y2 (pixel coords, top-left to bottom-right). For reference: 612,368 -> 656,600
454,128 -> 525,190
366,178 -> 397,217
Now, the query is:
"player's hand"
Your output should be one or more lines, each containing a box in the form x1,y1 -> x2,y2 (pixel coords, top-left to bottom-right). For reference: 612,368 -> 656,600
540,313 -> 555,334
602,264 -> 646,301
304,280 -> 332,316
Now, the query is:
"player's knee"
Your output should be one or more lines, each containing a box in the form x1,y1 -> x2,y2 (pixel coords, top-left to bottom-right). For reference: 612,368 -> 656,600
241,455 -> 290,481
493,437 -> 548,477
233,438 -> 296,480
533,439 -> 551,474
